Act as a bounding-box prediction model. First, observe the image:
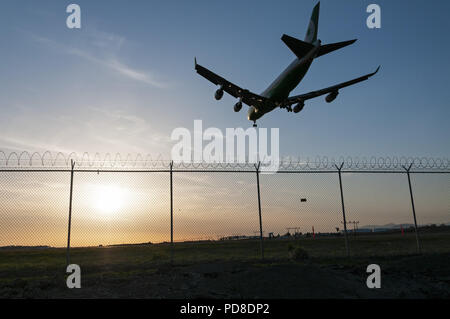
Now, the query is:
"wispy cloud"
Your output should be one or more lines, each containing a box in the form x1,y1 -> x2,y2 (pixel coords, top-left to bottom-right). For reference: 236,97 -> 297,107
0,135 -> 74,154
29,32 -> 167,88
89,29 -> 125,50
0,102 -> 173,156
106,59 -> 166,88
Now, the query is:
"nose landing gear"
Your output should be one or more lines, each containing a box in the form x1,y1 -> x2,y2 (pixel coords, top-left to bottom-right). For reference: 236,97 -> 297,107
253,121 -> 257,128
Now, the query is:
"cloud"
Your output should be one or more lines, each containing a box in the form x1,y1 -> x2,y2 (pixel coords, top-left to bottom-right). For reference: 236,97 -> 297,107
106,59 -> 167,88
0,102 -> 173,156
0,135 -> 74,154
89,29 -> 125,50
29,32 -> 167,88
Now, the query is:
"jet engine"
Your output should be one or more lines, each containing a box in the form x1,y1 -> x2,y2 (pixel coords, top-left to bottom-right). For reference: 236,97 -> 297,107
325,91 -> 339,103
214,88 -> 224,100
234,100 -> 242,112
293,101 -> 305,113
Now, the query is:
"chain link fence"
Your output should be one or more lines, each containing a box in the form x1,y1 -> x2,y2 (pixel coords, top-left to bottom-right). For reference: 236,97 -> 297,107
0,152 -> 449,264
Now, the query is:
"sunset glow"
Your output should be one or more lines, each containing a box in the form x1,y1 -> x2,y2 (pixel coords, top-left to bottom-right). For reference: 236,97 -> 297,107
93,184 -> 127,215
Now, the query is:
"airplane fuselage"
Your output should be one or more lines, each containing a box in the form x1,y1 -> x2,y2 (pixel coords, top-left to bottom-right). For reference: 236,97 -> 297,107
247,40 -> 321,122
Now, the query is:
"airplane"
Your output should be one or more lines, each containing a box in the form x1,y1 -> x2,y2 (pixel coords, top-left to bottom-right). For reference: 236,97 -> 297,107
195,2 -> 380,127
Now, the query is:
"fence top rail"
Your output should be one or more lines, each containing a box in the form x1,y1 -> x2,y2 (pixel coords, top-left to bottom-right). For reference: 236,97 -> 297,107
0,151 -> 449,172
0,169 -> 449,174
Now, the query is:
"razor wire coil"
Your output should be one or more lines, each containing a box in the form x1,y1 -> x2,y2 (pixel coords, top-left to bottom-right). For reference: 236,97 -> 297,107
0,151 -> 448,172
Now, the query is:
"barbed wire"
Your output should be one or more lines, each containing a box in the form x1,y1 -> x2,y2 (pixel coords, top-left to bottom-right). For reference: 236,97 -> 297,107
0,151 -> 448,171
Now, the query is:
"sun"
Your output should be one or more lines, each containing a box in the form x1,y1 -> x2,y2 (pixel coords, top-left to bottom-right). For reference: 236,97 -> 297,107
93,184 -> 126,215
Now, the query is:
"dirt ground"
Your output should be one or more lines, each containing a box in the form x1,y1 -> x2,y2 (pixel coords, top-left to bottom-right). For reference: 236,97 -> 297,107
1,231 -> 450,298
2,253 -> 449,298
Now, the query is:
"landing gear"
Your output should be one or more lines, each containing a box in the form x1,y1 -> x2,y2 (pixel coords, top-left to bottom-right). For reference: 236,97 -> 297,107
253,121 -> 257,128
280,104 -> 292,112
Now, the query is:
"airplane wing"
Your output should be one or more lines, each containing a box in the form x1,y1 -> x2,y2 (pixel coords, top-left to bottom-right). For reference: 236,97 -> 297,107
283,66 -> 380,106
194,59 -> 269,109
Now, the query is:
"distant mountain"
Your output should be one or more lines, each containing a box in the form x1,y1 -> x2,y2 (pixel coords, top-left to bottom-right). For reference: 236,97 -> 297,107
361,222 -> 450,229
0,245 -> 52,250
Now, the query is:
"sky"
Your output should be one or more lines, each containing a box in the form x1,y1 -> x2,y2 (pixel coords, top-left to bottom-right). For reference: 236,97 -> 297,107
0,1 -> 448,246
0,0 -> 449,158
1,170 -> 448,247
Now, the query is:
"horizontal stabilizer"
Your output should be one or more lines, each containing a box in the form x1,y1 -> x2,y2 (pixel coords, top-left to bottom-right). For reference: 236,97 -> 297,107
316,39 -> 357,58
281,34 -> 314,59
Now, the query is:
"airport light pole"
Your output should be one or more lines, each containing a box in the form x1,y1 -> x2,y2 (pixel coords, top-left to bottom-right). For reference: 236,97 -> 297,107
354,221 -> 359,235
344,220 -> 359,236
66,159 -> 75,266
403,163 -> 421,254
335,162 -> 350,257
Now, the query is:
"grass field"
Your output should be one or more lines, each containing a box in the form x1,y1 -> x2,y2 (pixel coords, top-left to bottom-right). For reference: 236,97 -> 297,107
1,230 -> 449,298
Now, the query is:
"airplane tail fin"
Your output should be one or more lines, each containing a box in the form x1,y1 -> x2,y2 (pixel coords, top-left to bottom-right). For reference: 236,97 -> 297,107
304,2 -> 320,43
281,34 -> 314,59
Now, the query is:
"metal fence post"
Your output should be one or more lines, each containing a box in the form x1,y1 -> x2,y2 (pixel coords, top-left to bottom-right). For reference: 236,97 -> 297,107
335,162 -> 350,257
255,162 -> 264,259
403,163 -> 421,254
66,159 -> 75,266
170,160 -> 174,263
